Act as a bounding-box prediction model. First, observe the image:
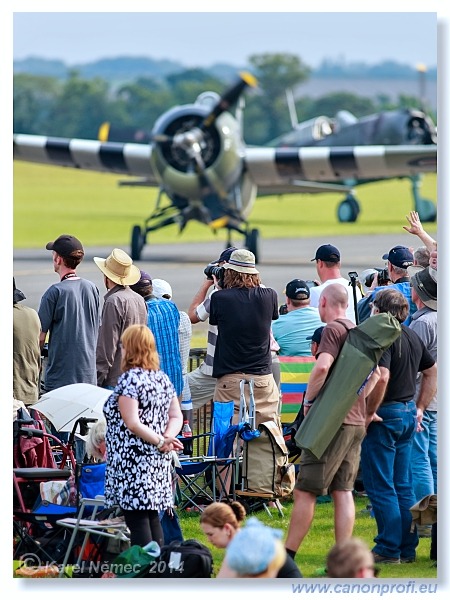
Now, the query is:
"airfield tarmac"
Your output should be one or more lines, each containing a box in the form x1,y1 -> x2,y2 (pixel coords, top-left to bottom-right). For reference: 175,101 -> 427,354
14,232 -> 418,315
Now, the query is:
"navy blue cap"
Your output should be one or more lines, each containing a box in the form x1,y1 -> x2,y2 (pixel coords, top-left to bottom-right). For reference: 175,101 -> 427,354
214,246 -> 239,264
311,244 -> 340,263
307,326 -> 325,344
382,246 -> 414,269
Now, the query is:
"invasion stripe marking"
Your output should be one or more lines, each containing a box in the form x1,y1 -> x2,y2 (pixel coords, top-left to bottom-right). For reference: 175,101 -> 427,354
274,148 -> 304,178
46,138 -> 73,164
99,143 -> 129,172
329,148 -> 358,174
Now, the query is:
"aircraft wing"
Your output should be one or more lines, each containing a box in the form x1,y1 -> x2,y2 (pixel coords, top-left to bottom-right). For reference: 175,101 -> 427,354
13,134 -> 161,186
245,145 -> 437,192
256,181 -> 354,196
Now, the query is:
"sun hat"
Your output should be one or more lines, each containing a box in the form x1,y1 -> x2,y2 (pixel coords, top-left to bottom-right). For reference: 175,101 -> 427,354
223,249 -> 259,274
382,245 -> 414,269
93,248 -> 140,286
408,265 -> 437,310
152,278 -> 173,299
226,517 -> 285,576
46,234 -> 84,258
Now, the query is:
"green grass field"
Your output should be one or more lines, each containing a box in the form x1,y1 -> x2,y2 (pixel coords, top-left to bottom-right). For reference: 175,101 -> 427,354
179,496 -> 436,579
13,162 -> 436,248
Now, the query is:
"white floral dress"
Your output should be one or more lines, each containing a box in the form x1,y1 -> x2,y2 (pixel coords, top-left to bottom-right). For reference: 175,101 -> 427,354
103,367 -> 176,511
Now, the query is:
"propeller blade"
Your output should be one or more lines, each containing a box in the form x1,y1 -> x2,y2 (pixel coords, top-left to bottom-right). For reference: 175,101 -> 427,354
201,71 -> 257,129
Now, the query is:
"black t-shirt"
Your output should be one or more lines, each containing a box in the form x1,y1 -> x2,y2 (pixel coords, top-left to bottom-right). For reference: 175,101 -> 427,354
209,286 -> 278,378
379,324 -> 435,403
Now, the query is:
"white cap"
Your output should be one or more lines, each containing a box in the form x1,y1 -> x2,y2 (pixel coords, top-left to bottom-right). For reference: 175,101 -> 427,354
152,278 -> 173,299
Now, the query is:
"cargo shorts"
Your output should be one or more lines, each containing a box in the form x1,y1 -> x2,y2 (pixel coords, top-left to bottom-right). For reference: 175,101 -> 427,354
214,372 -> 280,429
295,424 -> 366,496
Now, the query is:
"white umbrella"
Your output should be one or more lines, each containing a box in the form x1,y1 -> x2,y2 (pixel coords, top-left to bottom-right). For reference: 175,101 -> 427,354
33,383 -> 111,433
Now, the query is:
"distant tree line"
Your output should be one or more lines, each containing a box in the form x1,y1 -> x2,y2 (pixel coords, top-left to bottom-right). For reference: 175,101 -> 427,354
14,53 -> 434,146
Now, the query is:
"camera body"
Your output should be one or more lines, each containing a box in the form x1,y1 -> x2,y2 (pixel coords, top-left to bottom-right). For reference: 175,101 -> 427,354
279,304 -> 288,315
305,280 -> 318,289
365,268 -> 390,288
204,263 -> 225,288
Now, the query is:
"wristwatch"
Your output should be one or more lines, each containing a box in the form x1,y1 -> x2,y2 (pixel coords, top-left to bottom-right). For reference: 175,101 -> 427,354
156,436 -> 165,449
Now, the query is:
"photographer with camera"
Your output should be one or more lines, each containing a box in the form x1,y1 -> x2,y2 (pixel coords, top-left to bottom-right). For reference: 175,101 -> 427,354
272,279 -> 324,357
187,247 -> 238,412
209,249 -> 280,426
357,245 -> 415,325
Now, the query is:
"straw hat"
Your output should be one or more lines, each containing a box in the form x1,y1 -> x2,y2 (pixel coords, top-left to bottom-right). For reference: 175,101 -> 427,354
93,248 -> 140,286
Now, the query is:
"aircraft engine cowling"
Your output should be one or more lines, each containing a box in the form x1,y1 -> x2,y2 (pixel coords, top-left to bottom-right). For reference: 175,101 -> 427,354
150,105 -> 244,202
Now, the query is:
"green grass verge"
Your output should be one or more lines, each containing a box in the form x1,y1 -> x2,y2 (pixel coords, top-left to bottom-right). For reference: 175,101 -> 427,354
178,496 -> 436,579
13,162 -> 436,248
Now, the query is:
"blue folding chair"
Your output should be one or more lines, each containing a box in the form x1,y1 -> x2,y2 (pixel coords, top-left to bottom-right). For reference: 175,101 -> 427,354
175,401 -> 240,511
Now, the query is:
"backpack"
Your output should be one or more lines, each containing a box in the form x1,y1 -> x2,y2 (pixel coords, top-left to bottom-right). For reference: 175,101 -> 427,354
242,420 -> 295,498
147,539 -> 213,578
295,312 -> 402,459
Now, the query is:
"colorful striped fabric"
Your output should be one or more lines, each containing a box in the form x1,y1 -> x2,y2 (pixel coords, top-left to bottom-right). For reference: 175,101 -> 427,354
279,356 -> 316,423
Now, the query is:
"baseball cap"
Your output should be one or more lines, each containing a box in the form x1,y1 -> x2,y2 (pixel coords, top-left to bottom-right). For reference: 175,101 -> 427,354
306,325 -> 325,344
311,244 -> 340,263
382,246 -> 414,269
284,279 -> 310,300
152,278 -> 173,299
130,270 -> 152,292
213,246 -> 239,264
46,234 -> 84,257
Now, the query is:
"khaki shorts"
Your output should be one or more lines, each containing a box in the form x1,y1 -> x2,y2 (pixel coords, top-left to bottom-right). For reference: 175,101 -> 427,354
214,373 -> 280,428
295,424 -> 366,496
187,366 -> 217,410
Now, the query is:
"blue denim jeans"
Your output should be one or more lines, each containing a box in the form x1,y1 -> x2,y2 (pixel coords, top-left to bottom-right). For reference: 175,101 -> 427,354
411,410 -> 437,501
361,399 -> 418,559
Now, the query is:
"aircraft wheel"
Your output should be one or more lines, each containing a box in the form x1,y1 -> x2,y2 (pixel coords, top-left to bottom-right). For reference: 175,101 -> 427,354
415,198 -> 437,223
337,197 -> 360,223
131,225 -> 145,261
245,228 -> 260,264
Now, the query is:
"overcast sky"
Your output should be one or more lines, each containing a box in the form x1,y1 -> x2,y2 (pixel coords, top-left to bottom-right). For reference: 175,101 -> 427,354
13,11 -> 437,70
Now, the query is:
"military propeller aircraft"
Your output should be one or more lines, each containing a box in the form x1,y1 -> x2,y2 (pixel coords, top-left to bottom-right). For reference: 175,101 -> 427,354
269,89 -> 437,224
13,72 -> 437,262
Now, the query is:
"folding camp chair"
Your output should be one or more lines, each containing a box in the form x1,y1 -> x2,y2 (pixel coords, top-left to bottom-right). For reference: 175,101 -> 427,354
175,401 -> 240,511
55,496 -> 129,577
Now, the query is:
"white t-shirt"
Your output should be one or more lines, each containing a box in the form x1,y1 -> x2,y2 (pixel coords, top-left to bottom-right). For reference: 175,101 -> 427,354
309,277 -> 362,324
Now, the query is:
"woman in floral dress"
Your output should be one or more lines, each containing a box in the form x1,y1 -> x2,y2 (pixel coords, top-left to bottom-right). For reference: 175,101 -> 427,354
103,324 -> 183,547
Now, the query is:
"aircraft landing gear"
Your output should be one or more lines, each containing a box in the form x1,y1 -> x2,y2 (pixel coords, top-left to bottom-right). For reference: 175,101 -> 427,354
411,175 -> 437,223
337,194 -> 360,223
131,225 -> 145,261
245,228 -> 260,264
415,199 -> 437,223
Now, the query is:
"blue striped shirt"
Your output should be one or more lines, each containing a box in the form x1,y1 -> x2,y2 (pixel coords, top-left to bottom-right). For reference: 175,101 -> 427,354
146,298 -> 183,396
